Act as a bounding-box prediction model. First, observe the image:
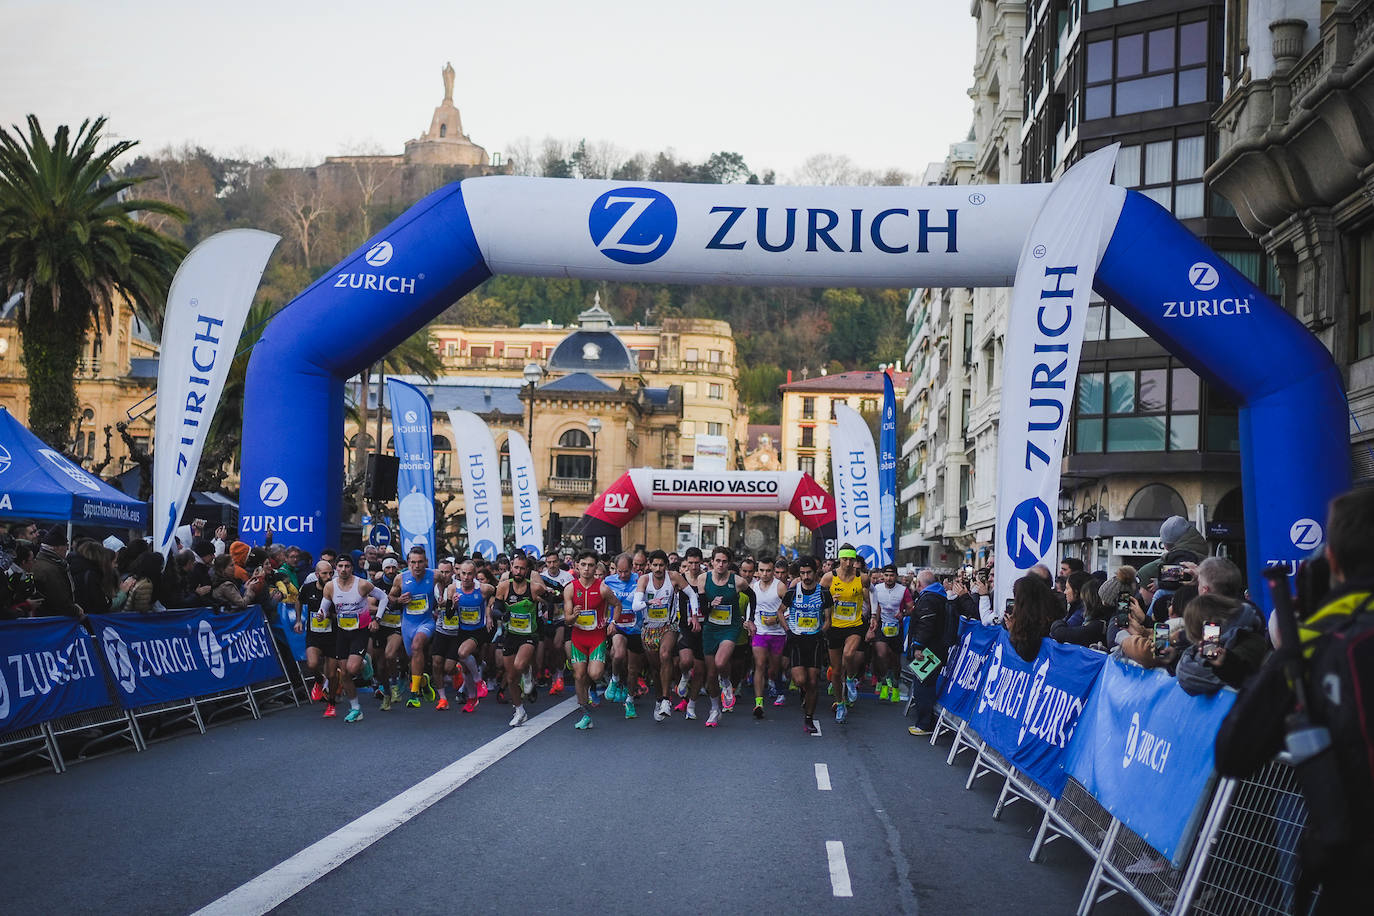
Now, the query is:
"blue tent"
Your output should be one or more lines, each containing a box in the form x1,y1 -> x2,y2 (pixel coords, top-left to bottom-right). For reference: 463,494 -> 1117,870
0,407 -> 147,528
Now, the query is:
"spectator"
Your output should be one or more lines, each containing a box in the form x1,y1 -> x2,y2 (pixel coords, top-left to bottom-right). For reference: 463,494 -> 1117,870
1051,570 -> 1108,647
1139,515 -> 1208,585
70,539 -> 117,615
906,569 -> 948,736
115,538 -> 149,578
1060,556 -> 1085,578
2,540 -> 38,618
949,574 -> 979,623
1175,593 -> 1266,696
188,539 -> 215,592
1008,574 -> 1059,661
31,526 -> 80,618
228,539 -> 251,583
209,554 -> 247,609
122,551 -> 163,613
1064,571 -> 1093,624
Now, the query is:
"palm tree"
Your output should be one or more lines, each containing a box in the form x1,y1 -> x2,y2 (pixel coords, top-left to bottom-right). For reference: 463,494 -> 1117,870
353,325 -> 443,485
0,116 -> 186,448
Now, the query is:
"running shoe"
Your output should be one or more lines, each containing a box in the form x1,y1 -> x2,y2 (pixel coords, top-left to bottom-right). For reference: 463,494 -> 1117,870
624,699 -> 637,719
636,677 -> 649,696
766,682 -> 779,699
310,682 -> 324,703
722,696 -> 736,712
753,699 -> 764,720
550,675 -> 565,696
435,697 -> 450,711
574,714 -> 594,730
390,684 -> 401,703
878,683 -> 890,701
683,701 -> 697,720
720,679 -> 735,708
889,681 -> 902,703
509,707 -> 529,727
379,691 -> 393,712
908,726 -> 932,737
521,670 -> 534,696
344,708 -> 363,724
605,678 -> 622,703
846,678 -> 859,704
773,694 -> 786,707
406,695 -> 421,709
828,682 -> 834,696
705,706 -> 720,727
654,698 -> 671,721
589,687 -> 601,707
836,703 -> 849,724
323,703 -> 337,718
476,680 -> 489,699
421,674 -> 436,701
676,674 -> 690,698
804,716 -> 817,735
525,684 -> 538,704
674,698 -> 688,712
462,697 -> 479,713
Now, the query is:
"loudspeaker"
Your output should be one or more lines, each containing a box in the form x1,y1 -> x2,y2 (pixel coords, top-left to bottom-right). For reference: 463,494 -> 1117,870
365,453 -> 399,501
546,512 -> 560,548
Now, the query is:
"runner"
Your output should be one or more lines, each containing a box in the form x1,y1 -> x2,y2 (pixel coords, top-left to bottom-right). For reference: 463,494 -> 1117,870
296,559 -> 335,709
604,553 -> 645,719
538,552 -> 573,696
821,544 -> 870,724
687,546 -> 756,728
867,563 -> 913,702
781,555 -> 833,735
674,546 -> 706,719
318,555 -> 378,723
442,560 -> 496,712
634,549 -> 699,722
563,549 -> 622,730
367,572 -> 405,710
391,547 -> 439,708
749,555 -> 788,718
729,555 -> 758,703
495,554 -> 550,726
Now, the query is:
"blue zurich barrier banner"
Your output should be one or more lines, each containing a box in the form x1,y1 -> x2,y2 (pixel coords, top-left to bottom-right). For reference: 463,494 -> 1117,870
1063,657 -> 1236,866
964,627 -> 1106,796
0,617 -> 111,735
89,607 -> 284,709
939,617 -> 1001,719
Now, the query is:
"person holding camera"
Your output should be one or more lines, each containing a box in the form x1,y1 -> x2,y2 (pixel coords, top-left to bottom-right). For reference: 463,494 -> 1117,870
1215,488 -> 1374,912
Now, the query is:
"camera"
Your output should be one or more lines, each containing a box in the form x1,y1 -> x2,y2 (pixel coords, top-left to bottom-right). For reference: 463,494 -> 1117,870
1153,621 -> 1171,655
1200,621 -> 1222,660
1159,564 -> 1185,590
1114,590 -> 1133,629
1004,597 -> 1015,617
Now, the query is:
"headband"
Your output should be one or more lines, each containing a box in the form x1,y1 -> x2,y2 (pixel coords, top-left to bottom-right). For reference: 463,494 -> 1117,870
837,548 -> 858,559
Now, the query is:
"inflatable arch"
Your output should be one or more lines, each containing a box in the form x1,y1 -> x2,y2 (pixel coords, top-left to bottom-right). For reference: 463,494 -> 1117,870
576,469 -> 837,558
240,177 -> 1350,601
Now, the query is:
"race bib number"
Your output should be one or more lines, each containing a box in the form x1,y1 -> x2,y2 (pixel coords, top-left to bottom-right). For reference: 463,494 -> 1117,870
380,610 -> 402,626
882,623 -> 900,637
508,611 -> 534,635
310,616 -> 331,633
407,597 -> 428,613
833,601 -> 860,625
761,613 -> 779,626
797,613 -> 820,633
442,610 -> 462,629
646,601 -> 669,623
708,605 -> 733,626
460,607 -> 481,626
337,614 -> 359,631
575,611 -> 598,630
617,609 -> 636,626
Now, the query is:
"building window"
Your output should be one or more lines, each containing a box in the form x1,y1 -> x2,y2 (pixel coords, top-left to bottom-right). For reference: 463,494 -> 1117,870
1353,231 -> 1374,359
708,349 -> 723,363
707,422 -> 723,436
558,429 -> 592,448
984,342 -> 996,392
798,455 -> 815,476
1084,19 -> 1210,121
1074,362 -> 1203,452
961,389 -> 971,438
1112,133 -> 1206,218
470,346 -> 491,359
684,381 -> 698,398
685,347 -> 699,362
435,435 -> 453,478
962,314 -> 974,367
681,420 -> 695,437
830,398 -> 848,419
497,439 -> 509,481
506,346 -> 527,359
555,454 -> 591,478
860,398 -> 877,413
709,383 -> 723,399
801,397 -> 815,419
800,426 -> 815,448
1125,483 -> 1188,520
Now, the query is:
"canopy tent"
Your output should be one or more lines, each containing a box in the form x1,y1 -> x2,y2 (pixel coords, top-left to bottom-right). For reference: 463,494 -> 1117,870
0,407 -> 148,529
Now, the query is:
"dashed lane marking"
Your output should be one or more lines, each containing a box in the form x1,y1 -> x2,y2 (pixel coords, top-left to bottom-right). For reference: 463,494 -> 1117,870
815,762 -> 832,791
827,840 -> 853,897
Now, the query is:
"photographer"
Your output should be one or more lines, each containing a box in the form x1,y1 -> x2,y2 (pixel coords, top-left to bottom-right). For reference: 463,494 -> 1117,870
1215,488 -> 1374,911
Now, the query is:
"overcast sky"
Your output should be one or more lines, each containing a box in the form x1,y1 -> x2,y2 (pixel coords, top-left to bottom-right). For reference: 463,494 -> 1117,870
1,0 -> 977,180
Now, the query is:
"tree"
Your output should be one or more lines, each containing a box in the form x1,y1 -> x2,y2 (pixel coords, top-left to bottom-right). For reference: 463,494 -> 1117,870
269,166 -> 331,270
0,116 -> 186,449
699,151 -> 750,184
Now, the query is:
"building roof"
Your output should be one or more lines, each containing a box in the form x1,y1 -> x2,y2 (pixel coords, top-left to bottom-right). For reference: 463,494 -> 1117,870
539,372 -> 616,393
129,357 -> 159,378
779,370 -> 911,394
747,425 -> 781,451
358,377 -> 524,416
546,330 -> 639,374
641,387 -> 673,406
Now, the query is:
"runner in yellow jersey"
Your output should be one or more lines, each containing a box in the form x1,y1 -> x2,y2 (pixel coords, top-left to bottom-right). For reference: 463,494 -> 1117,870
820,544 -> 870,724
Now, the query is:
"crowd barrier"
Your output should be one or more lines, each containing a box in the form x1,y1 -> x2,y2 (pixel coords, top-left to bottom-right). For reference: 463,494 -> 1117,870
0,606 -> 301,776
928,620 -> 1314,915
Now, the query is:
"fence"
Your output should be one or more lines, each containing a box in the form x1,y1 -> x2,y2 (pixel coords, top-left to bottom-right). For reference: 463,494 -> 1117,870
925,705 -> 1315,915
0,608 -> 304,779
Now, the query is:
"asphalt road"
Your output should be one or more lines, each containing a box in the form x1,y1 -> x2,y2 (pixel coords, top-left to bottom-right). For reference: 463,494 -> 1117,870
0,688 -> 1135,915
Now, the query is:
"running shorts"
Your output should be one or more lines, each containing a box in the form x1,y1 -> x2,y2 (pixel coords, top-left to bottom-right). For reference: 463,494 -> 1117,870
430,631 -> 466,661
679,627 -> 705,660
331,629 -> 370,661
787,633 -> 828,671
615,631 -> 645,655
306,628 -> 333,653
827,626 -> 865,652
641,626 -> 668,655
702,623 -> 741,657
401,615 -> 436,651
371,624 -> 401,649
752,633 -> 786,655
502,633 -> 539,657
568,630 -> 607,664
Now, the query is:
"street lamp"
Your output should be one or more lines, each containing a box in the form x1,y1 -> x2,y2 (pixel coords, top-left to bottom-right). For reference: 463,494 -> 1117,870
522,362 -> 542,443
587,417 -> 602,491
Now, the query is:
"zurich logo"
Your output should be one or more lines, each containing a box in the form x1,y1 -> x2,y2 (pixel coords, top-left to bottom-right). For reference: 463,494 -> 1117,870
38,448 -> 99,492
365,241 -> 394,267
198,620 -> 225,678
1290,517 -> 1324,551
1006,497 -> 1053,570
588,188 -> 677,265
856,544 -> 879,567
473,538 -> 498,560
404,410 -> 418,424
1188,262 -> 1219,292
102,628 -> 137,694
259,476 -> 288,508
0,442 -> 9,476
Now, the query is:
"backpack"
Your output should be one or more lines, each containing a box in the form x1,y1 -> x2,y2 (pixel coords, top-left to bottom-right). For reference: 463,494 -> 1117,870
1305,591 -> 1374,828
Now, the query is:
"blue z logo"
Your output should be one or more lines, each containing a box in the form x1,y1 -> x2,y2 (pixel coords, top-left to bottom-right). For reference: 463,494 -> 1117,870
588,188 -> 677,265
1006,498 -> 1054,570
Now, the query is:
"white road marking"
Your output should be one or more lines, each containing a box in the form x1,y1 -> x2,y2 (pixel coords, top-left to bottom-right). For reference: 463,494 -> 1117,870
812,721 -> 823,737
192,696 -> 580,916
827,840 -> 853,897
815,762 -> 831,791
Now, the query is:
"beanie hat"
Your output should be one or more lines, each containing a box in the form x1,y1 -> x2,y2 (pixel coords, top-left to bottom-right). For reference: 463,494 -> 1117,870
1159,515 -> 1191,548
229,540 -> 251,566
41,526 -> 68,547
191,538 -> 215,558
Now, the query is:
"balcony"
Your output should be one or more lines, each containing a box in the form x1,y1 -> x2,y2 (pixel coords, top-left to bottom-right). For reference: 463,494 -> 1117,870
546,477 -> 595,497
435,474 -> 513,495
440,355 -> 549,372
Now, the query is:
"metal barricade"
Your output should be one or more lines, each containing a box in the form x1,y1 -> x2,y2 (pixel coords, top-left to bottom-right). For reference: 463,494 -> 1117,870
0,722 -> 64,776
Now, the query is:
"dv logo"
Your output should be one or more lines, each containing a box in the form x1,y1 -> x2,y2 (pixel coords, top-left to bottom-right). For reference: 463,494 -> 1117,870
365,241 -> 394,267
1189,261 -> 1219,292
588,188 -> 677,265
102,628 -> 137,694
604,492 -> 632,514
1006,497 -> 1053,569
259,476 -> 288,508
1289,517 -> 1324,551
198,620 -> 225,678
799,495 -> 828,516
